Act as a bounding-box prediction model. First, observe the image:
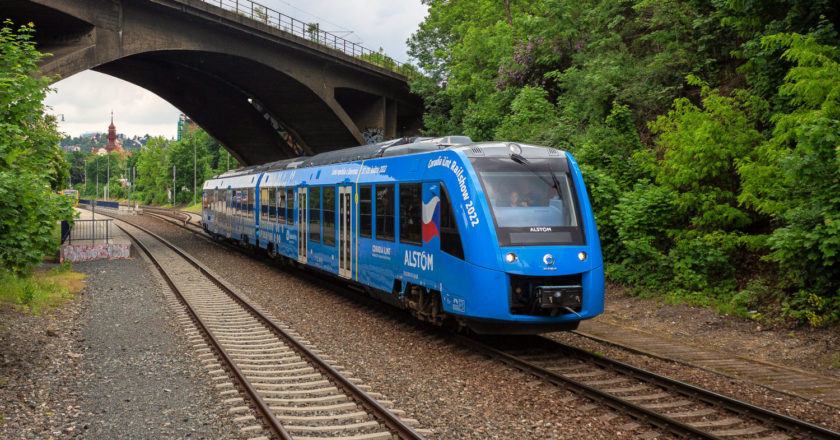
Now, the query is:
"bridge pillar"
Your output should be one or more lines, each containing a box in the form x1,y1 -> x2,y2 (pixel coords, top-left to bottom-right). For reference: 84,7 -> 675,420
334,90 -> 400,144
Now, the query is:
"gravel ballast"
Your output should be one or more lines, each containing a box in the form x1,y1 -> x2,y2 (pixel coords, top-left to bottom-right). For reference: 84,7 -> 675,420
0,246 -> 243,439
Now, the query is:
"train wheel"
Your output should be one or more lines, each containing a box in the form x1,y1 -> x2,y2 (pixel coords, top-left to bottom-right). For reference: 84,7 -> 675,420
406,285 -> 446,326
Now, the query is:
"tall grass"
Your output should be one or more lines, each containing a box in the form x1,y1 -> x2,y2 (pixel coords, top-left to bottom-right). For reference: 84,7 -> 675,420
0,263 -> 84,314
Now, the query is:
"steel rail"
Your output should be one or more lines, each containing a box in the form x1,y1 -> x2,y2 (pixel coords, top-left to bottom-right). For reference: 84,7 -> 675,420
539,336 -> 840,440
114,221 -> 292,440
457,334 -> 840,440
116,217 -> 426,440
454,334 -> 720,439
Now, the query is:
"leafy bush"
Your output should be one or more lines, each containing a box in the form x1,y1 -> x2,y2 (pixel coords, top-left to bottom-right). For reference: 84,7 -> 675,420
495,86 -> 558,143
738,32 -> 840,324
0,20 -> 73,273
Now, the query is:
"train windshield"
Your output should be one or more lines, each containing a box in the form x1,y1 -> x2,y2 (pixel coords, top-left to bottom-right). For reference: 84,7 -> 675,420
472,157 -> 585,246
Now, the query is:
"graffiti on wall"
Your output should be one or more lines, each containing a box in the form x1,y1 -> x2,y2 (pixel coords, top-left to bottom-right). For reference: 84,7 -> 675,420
61,243 -> 131,263
363,127 -> 384,144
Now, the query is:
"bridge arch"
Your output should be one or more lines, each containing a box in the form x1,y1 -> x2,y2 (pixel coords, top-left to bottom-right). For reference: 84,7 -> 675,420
3,0 -> 422,165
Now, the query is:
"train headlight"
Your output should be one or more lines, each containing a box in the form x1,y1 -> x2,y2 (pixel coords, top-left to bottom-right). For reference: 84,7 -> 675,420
508,142 -> 522,155
578,251 -> 587,261
505,252 -> 517,263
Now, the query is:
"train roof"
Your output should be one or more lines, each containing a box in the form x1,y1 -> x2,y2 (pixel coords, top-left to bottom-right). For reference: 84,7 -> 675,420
212,136 -> 473,180
205,138 -> 571,190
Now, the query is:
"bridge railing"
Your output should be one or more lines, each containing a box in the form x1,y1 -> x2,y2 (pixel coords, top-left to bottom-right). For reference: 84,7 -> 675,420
209,0 -> 417,79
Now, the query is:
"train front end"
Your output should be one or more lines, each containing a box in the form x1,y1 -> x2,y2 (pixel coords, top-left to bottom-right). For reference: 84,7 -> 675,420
454,143 -> 604,334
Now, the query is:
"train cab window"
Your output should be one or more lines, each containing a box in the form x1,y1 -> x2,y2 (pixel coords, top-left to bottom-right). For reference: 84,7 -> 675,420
285,188 -> 294,225
375,184 -> 395,242
440,184 -> 465,260
323,186 -> 336,246
261,188 -> 269,221
359,185 -> 372,238
277,188 -> 286,223
399,183 -> 422,245
309,187 -> 321,243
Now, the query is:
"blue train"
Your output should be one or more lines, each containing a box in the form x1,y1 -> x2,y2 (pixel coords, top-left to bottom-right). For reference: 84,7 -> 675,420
201,137 -> 604,334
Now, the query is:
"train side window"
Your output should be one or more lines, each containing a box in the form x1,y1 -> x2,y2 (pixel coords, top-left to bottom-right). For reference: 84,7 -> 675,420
248,189 -> 255,219
309,187 -> 321,243
440,184 -> 465,260
277,188 -> 285,223
323,186 -> 336,246
269,187 -> 276,221
375,184 -> 395,242
399,183 -> 422,245
285,188 -> 294,225
261,188 -> 269,221
359,185 -> 372,238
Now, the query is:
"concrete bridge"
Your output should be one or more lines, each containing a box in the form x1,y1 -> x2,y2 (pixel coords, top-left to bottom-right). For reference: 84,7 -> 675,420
2,0 -> 424,165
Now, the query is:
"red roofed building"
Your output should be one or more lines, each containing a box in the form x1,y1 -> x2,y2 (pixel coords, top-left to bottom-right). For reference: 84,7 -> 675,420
105,111 -> 124,153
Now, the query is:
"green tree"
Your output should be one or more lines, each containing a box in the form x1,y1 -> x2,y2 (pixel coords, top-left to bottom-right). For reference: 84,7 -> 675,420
135,136 -> 170,204
169,131 -> 212,205
494,85 -> 558,143
0,20 -> 73,273
65,150 -> 86,186
739,32 -> 840,325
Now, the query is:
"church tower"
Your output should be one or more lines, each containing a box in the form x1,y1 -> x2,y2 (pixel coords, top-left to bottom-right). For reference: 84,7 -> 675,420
106,111 -> 118,152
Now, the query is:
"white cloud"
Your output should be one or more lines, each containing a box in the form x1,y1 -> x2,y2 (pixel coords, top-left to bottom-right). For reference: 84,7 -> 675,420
42,0 -> 428,139
44,71 -> 182,138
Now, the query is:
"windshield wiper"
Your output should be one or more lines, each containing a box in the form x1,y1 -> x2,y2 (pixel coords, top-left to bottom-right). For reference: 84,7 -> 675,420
510,153 -> 562,198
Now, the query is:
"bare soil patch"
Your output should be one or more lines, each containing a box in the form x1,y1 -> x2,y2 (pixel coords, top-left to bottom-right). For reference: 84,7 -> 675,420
598,283 -> 840,378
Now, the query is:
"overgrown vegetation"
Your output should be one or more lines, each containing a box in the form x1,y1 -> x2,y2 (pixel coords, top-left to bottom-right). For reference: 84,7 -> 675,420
1,20 -> 79,312
1,20 -> 74,274
408,0 -> 840,326
0,263 -> 84,314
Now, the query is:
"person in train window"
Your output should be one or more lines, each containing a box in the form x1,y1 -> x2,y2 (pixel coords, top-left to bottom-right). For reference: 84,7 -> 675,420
509,190 -> 524,207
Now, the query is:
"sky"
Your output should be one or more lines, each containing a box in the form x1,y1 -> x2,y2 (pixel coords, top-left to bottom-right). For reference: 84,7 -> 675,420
43,0 -> 428,139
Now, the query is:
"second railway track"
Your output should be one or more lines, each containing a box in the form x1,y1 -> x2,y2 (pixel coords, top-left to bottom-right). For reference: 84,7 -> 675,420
112,216 -> 428,440
461,335 -> 840,440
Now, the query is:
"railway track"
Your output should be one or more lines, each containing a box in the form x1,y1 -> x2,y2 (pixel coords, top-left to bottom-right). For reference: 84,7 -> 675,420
133,208 -> 840,439
461,335 -> 840,440
140,206 -> 198,226
111,216 -> 427,440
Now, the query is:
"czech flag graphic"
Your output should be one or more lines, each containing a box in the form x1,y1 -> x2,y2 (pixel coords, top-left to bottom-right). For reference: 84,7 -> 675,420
422,195 -> 441,243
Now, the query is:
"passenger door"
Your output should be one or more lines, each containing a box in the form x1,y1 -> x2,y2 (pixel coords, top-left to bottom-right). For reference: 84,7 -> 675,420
226,190 -> 232,239
297,187 -> 307,263
338,185 -> 352,278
